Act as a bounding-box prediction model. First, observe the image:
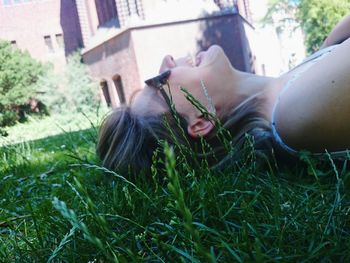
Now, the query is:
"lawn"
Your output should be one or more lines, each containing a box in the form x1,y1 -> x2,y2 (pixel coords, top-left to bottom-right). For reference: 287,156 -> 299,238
0,112 -> 350,262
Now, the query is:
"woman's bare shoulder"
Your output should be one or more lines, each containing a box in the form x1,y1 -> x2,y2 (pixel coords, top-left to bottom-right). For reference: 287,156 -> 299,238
274,39 -> 350,152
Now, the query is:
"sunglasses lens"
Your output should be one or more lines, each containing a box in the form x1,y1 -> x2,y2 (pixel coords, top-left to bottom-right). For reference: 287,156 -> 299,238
144,70 -> 171,88
159,70 -> 171,85
145,78 -> 156,87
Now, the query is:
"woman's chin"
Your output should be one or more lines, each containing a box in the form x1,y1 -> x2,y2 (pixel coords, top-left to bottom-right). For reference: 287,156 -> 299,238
207,45 -> 225,57
199,45 -> 226,69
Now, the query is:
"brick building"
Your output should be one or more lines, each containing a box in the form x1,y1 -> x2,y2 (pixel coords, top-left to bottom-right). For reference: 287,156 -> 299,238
0,0 -> 83,69
0,0 -> 255,107
82,0 -> 255,107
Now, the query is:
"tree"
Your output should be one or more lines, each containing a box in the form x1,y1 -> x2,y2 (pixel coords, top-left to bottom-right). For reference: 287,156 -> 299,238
36,51 -> 100,114
297,0 -> 350,53
264,0 -> 350,54
0,40 -> 46,128
263,0 -> 298,32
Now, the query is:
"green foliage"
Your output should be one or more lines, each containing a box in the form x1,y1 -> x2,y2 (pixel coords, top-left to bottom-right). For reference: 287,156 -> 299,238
36,51 -> 100,114
0,41 -> 100,136
264,0 -> 350,54
1,80 -> 350,261
65,52 -> 100,112
263,0 -> 298,29
0,40 -> 46,127
0,110 -> 105,146
1,111 -> 350,261
297,0 -> 350,53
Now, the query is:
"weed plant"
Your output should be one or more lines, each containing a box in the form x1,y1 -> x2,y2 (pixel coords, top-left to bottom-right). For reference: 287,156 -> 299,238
1,104 -> 350,262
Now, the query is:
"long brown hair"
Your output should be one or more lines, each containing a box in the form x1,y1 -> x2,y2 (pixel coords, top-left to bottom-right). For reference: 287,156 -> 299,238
96,95 -> 272,175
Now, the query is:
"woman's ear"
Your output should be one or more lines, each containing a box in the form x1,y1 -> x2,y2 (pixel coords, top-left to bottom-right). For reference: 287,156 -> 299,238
187,117 -> 214,138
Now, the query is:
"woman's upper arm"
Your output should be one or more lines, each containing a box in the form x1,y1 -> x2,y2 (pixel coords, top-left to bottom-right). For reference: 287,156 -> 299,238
275,38 -> 350,152
320,14 -> 350,49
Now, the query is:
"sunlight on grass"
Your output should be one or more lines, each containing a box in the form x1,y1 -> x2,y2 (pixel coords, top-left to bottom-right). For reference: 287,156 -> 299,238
0,110 -> 107,147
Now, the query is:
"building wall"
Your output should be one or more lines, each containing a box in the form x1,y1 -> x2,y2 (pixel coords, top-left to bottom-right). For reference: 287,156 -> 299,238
132,13 -> 253,84
82,13 -> 254,107
236,0 -> 252,23
0,0 -> 83,68
0,0 -> 254,106
82,30 -> 140,107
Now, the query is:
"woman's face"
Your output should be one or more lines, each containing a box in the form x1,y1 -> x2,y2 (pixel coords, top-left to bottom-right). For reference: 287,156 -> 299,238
132,45 -> 233,121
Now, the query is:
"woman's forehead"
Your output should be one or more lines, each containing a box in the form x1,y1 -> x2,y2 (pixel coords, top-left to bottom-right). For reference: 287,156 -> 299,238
131,86 -> 167,115
129,88 -> 142,105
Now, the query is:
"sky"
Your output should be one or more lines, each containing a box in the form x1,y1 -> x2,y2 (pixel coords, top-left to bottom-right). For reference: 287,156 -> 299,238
249,0 -> 269,22
248,0 -> 306,76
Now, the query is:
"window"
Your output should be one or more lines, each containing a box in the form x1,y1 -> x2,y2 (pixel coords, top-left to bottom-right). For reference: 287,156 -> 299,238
10,40 -> 17,48
3,0 -> 12,5
55,33 -> 64,49
2,0 -> 40,5
113,75 -> 126,104
101,81 -> 111,107
95,0 -> 117,26
44,35 -> 54,53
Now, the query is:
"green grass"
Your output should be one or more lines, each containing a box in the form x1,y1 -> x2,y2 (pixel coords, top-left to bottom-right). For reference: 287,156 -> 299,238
1,113 -> 350,262
0,111 -> 102,147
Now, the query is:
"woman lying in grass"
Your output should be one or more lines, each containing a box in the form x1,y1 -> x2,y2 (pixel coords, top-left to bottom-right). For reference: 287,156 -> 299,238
97,14 -> 350,174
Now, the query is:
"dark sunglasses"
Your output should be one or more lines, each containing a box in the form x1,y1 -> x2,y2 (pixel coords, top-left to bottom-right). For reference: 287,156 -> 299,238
144,70 -> 188,130
144,70 -> 172,109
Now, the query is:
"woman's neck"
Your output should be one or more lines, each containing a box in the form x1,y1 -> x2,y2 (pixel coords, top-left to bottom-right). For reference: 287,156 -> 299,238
236,71 -> 275,96
214,69 -> 276,119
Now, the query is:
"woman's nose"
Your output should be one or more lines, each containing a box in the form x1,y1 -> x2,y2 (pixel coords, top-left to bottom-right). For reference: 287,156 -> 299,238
159,55 -> 176,73
195,51 -> 205,65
